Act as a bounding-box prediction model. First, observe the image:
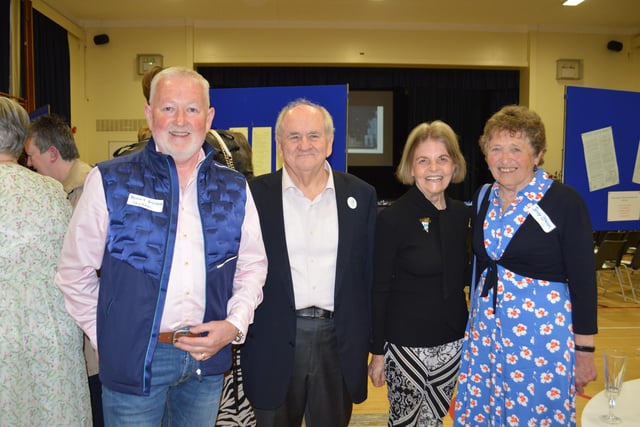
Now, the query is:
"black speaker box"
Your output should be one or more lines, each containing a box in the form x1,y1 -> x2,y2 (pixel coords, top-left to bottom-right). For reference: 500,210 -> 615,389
94,34 -> 110,45
607,40 -> 623,52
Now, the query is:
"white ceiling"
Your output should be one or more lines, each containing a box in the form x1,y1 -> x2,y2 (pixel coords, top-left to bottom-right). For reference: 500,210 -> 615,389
40,0 -> 640,34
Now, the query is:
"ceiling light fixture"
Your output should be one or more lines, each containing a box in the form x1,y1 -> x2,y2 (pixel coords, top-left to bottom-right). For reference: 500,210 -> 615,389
562,0 -> 584,6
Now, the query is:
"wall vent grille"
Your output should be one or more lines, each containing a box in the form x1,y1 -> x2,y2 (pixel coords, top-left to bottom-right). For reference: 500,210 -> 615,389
96,119 -> 147,132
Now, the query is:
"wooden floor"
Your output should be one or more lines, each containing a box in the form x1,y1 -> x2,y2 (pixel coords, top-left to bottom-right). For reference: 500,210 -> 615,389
349,272 -> 640,427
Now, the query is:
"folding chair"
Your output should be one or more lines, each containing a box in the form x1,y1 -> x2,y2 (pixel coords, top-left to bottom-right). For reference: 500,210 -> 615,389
619,246 -> 640,303
622,230 -> 640,256
594,239 -> 628,301
602,230 -> 627,242
593,230 -> 626,250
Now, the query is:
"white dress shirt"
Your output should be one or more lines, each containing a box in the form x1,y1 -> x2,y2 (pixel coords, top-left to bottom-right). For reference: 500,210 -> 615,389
282,162 -> 339,311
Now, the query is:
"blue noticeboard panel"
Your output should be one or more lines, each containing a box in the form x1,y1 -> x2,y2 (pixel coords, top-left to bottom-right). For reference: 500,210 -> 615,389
563,86 -> 640,231
209,85 -> 348,173
29,104 -> 50,121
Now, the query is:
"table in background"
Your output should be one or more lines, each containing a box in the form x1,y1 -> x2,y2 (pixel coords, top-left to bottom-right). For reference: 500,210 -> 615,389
582,378 -> 640,426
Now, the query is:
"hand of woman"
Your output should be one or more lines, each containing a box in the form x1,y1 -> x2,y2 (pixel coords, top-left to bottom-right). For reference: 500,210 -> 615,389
574,334 -> 597,393
368,354 -> 386,387
575,350 -> 597,394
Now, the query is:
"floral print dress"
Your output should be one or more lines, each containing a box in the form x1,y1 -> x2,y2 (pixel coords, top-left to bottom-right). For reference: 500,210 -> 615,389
0,164 -> 92,426
454,169 -> 576,427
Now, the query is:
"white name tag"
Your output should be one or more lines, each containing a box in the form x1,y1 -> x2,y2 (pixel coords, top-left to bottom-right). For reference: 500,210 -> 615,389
529,204 -> 556,233
127,193 -> 164,213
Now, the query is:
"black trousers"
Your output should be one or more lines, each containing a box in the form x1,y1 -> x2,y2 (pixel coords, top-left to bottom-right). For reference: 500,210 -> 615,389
253,317 -> 352,427
89,374 -> 104,427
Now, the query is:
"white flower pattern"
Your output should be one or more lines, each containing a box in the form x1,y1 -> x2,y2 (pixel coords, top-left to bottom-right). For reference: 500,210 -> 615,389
454,169 -> 576,426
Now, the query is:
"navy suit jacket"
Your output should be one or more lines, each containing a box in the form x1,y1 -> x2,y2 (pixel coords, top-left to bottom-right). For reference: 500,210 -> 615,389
241,168 -> 377,409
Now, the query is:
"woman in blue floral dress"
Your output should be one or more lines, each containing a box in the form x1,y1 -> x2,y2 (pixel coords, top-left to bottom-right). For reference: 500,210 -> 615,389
454,105 -> 597,426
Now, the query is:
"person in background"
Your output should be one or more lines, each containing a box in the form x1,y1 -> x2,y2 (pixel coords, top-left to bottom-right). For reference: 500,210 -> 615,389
24,114 -> 92,207
134,64 -> 164,146
454,105 -> 597,426
241,98 -> 377,427
55,67 -> 267,426
368,121 -> 469,427
0,97 -> 92,426
24,113 -> 102,425
142,65 -> 164,104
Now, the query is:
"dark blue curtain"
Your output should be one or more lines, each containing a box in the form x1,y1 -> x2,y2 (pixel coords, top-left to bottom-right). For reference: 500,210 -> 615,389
197,66 -> 519,201
0,0 -> 10,93
33,9 -> 70,121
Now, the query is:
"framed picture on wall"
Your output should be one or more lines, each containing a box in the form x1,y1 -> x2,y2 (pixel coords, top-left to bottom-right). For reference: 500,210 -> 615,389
347,90 -> 393,167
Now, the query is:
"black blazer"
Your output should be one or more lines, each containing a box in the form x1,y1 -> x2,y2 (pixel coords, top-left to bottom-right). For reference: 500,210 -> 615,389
241,169 -> 377,409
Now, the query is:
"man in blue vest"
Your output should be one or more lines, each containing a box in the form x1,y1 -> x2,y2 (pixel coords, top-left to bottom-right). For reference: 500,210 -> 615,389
56,66 -> 267,426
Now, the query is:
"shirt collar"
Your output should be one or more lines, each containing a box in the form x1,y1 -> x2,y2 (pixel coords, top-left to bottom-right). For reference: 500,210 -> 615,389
281,161 -> 335,194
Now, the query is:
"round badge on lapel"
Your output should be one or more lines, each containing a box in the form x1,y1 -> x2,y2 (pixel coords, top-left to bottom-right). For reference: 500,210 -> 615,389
347,196 -> 357,209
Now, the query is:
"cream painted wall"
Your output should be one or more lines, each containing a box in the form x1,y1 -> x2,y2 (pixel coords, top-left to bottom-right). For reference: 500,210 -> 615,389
68,26 -> 195,164
527,31 -> 640,178
58,20 -> 638,174
193,27 -> 529,67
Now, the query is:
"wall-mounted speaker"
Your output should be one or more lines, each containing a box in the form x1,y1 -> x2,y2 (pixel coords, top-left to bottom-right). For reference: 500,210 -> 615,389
93,34 -> 110,45
607,40 -> 623,52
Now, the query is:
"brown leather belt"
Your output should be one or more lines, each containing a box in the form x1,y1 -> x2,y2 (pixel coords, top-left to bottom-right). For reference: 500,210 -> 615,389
158,328 -> 199,344
295,306 -> 334,320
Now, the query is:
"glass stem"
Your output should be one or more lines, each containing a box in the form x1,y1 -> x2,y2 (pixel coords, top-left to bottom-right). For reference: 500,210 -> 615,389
608,396 -> 616,419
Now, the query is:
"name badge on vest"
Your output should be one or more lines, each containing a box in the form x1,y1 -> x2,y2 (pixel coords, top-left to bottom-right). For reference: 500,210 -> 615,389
529,204 -> 555,233
127,193 -> 164,213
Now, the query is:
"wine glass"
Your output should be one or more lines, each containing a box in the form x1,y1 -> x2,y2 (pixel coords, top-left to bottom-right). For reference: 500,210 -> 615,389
600,349 -> 628,424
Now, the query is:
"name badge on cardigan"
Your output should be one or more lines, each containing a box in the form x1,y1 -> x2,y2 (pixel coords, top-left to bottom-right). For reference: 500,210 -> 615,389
127,193 -> 164,213
529,204 -> 556,233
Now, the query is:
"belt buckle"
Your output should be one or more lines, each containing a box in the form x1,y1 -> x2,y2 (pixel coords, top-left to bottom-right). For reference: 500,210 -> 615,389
172,326 -> 192,344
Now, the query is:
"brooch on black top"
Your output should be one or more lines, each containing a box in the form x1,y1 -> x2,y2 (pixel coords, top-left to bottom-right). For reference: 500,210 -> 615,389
419,217 -> 431,233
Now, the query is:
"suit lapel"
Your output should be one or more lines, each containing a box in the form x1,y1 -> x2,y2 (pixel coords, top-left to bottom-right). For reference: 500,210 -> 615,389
333,172 -> 353,297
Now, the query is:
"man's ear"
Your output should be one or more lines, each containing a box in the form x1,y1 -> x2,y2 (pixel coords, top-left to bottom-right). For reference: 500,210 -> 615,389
48,145 -> 59,162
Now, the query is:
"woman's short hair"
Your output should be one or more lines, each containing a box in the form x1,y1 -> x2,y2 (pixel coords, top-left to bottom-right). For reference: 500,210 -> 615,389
479,104 -> 547,166
396,120 -> 467,185
0,97 -> 30,158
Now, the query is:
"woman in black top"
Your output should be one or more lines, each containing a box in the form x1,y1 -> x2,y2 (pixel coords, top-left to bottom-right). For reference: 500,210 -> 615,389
368,121 -> 469,427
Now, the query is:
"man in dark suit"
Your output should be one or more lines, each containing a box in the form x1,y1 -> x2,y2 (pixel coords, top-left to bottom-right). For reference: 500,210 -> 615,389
241,99 -> 377,427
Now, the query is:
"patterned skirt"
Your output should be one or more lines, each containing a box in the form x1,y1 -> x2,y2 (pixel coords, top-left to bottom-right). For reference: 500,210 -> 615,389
384,339 -> 463,427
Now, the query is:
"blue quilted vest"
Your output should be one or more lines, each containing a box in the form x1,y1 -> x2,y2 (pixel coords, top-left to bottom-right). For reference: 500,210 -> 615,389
96,139 -> 246,396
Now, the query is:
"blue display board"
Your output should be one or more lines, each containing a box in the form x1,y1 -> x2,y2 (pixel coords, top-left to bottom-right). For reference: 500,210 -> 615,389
210,85 -> 348,173
563,86 -> 640,231
29,104 -> 50,121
